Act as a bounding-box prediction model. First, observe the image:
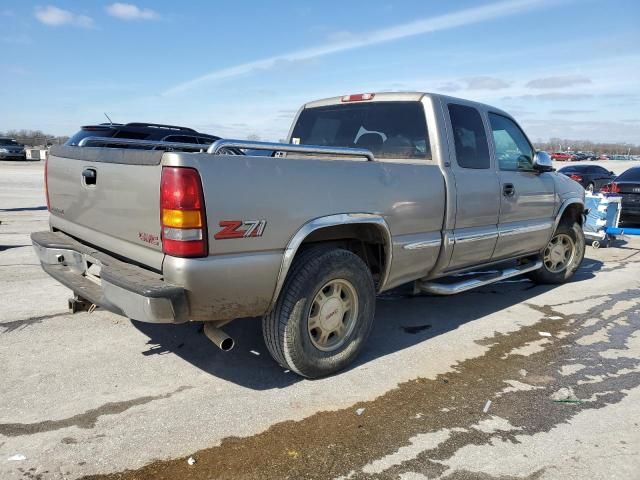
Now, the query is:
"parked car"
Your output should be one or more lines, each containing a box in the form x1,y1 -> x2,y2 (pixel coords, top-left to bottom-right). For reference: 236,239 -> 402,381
0,137 -> 26,160
32,92 -> 586,378
551,152 -> 575,161
65,122 -> 221,150
601,166 -> 640,221
558,164 -> 617,193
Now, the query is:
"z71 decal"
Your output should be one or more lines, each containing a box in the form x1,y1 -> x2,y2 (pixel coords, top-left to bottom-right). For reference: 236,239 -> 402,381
214,220 -> 267,240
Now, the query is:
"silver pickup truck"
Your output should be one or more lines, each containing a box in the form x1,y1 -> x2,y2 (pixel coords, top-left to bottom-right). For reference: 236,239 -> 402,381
32,92 -> 585,378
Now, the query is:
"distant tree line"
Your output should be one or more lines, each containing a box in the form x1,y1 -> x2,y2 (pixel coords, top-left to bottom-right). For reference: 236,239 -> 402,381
0,129 -> 69,147
533,138 -> 640,155
2,128 -> 639,154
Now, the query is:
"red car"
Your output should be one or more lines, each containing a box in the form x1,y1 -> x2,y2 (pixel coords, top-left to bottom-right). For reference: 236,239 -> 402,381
551,152 -> 576,161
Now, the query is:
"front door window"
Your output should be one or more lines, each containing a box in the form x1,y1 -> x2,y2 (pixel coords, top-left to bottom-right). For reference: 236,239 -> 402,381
489,113 -> 534,172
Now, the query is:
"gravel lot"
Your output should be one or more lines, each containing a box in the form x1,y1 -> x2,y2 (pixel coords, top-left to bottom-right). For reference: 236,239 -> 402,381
1,160 -> 639,480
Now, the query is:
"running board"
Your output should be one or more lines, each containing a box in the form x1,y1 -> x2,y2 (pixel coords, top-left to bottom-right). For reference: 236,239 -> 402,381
415,260 -> 542,295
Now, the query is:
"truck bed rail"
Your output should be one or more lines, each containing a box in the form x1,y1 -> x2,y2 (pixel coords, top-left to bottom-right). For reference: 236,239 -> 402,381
207,139 -> 375,161
76,137 -> 374,161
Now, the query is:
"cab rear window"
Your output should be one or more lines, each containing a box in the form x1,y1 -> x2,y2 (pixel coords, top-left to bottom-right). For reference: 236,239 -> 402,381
290,102 -> 431,160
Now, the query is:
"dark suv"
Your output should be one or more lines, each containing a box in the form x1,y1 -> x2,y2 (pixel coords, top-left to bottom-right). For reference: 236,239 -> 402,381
65,122 -> 220,151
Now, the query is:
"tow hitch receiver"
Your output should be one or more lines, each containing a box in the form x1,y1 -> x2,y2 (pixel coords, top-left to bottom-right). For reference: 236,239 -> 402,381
68,295 -> 96,314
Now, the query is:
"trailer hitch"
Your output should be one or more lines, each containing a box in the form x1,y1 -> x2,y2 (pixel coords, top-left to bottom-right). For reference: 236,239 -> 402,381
68,295 -> 97,314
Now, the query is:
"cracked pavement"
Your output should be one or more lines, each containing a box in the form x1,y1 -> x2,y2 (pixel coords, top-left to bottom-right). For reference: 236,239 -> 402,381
1,161 -> 639,479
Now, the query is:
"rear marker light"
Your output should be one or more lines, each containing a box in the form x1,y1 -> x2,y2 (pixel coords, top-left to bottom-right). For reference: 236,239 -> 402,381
569,174 -> 583,182
160,167 -> 207,257
341,93 -> 375,102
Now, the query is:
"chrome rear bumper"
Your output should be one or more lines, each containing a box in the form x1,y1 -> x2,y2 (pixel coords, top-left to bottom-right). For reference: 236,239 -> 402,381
31,231 -> 188,323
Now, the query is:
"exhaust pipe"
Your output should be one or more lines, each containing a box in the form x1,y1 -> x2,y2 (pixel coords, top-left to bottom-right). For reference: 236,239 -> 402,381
203,323 -> 235,351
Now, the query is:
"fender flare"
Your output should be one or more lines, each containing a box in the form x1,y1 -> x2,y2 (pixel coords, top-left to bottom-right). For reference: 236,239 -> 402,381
267,213 -> 393,311
550,198 -> 585,239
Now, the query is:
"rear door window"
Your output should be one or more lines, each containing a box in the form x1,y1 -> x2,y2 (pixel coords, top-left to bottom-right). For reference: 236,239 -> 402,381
448,104 -> 490,169
488,113 -> 534,171
290,102 -> 431,160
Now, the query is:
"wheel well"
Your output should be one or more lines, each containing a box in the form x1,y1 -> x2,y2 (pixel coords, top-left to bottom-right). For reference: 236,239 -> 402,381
560,202 -> 584,226
298,224 -> 388,286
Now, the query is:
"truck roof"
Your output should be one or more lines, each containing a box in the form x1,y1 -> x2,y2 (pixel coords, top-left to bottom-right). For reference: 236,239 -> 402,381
302,91 -> 513,119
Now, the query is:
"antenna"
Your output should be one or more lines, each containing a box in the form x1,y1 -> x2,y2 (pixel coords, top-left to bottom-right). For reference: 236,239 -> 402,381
104,112 -> 114,125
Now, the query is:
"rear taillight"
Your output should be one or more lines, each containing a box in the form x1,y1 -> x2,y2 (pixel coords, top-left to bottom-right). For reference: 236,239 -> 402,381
44,155 -> 50,211
600,182 -> 620,194
569,174 -> 583,182
160,167 -> 208,257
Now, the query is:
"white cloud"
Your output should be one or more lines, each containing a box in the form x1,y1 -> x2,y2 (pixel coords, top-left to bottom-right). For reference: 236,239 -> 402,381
438,82 -> 463,92
163,0 -> 559,95
550,109 -> 596,115
106,3 -> 159,21
503,92 -> 593,101
526,74 -> 591,89
34,6 -> 94,28
464,76 -> 511,90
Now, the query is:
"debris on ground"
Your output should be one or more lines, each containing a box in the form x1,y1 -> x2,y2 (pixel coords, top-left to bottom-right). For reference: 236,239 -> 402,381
519,369 -> 528,377
7,454 -> 26,461
550,387 -> 582,403
539,331 -> 552,337
356,408 -> 366,416
548,316 -> 563,320
187,456 -> 196,466
286,449 -> 300,459
250,350 -> 260,356
483,400 -> 492,413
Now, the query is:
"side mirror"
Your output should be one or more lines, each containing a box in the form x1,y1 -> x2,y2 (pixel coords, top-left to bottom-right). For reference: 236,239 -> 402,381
609,171 -> 615,175
533,151 -> 553,172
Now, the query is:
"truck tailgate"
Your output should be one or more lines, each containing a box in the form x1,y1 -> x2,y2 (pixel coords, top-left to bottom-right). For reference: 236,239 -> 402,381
46,145 -> 165,270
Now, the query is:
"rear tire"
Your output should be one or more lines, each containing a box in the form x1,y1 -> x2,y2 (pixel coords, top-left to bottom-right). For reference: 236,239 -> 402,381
262,246 -> 376,378
528,220 -> 585,284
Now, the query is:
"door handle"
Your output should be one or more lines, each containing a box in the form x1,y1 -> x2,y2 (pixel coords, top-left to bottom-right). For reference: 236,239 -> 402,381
503,183 -> 515,197
82,168 -> 97,186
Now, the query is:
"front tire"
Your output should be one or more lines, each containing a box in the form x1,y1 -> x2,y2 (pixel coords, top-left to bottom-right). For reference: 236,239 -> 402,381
262,246 -> 376,378
528,220 -> 585,284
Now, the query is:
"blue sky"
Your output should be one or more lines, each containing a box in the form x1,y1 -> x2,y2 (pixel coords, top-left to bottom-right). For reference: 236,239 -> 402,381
1,0 -> 639,143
